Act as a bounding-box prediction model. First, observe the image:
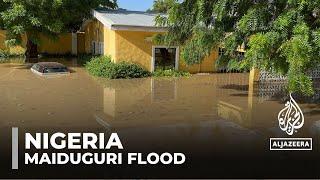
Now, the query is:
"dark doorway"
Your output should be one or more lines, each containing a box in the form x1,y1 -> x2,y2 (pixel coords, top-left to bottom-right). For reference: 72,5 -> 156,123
154,47 -> 177,71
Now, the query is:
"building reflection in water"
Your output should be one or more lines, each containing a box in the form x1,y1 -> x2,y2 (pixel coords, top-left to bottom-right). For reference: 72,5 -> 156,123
95,74 -> 320,145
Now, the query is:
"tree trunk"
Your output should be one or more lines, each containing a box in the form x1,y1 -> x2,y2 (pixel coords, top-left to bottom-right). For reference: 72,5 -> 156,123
25,39 -> 38,59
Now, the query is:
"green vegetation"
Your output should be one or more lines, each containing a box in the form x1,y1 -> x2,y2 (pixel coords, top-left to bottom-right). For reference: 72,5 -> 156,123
147,0 -> 178,13
86,56 -> 191,79
85,56 -> 151,79
0,48 -> 25,58
77,54 -> 96,66
0,49 -> 11,58
153,69 -> 191,77
0,0 -> 8,29
156,0 -> 320,95
0,58 -> 25,64
0,0 -> 117,58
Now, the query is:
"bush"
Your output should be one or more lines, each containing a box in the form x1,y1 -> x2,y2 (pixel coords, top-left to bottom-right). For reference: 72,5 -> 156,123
152,69 -> 191,77
0,49 -> 10,58
85,56 -> 151,79
77,54 -> 96,66
85,56 -> 113,77
0,48 -> 25,59
109,61 -> 151,79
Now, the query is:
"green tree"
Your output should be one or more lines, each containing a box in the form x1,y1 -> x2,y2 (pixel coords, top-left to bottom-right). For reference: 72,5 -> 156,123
147,0 -> 178,13
156,0 -> 320,95
0,0 -> 8,29
0,0 -> 117,58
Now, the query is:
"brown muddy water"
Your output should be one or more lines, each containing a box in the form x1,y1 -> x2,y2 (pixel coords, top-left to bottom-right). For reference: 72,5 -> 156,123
0,58 -> 320,151
1,58 -> 320,178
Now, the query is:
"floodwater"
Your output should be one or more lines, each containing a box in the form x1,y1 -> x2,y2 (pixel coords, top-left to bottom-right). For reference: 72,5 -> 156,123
0,58 -> 320,140
0,58 -> 320,178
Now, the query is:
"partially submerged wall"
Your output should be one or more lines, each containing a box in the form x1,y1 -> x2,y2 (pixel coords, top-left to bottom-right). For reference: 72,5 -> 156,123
0,30 -> 85,55
113,29 -> 219,73
37,33 -> 72,55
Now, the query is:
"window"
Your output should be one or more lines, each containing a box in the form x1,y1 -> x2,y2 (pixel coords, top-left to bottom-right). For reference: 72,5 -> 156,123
32,64 -> 40,72
219,47 -> 225,56
99,42 -> 104,55
96,42 -> 100,55
154,47 -> 177,71
91,41 -> 96,54
44,67 -> 68,73
91,41 -> 104,55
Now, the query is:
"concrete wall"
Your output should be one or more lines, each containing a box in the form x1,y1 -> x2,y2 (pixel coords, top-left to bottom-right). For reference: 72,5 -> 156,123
104,27 -> 116,61
114,30 -> 155,69
1,30 -> 84,55
83,20 -> 118,61
37,33 -> 72,54
83,20 -> 105,54
77,32 -> 86,54
84,19 -> 221,73
0,30 -> 6,50
114,29 -> 219,73
113,29 -> 219,73
179,49 -> 219,73
1,18 -> 220,73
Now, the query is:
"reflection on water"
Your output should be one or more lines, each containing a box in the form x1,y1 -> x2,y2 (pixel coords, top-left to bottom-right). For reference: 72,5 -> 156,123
0,57 -> 25,64
0,58 -> 320,150
96,74 -> 320,145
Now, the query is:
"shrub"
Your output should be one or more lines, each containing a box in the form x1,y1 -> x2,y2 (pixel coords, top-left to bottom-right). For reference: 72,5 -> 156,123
85,56 -> 151,79
0,48 -> 25,59
77,54 -> 96,66
108,61 -> 151,79
0,58 -> 25,64
152,69 -> 191,77
85,56 -> 113,77
0,49 -> 10,58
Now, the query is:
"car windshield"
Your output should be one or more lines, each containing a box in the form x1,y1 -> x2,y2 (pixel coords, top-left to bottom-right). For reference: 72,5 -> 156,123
44,67 -> 68,73
32,64 -> 41,72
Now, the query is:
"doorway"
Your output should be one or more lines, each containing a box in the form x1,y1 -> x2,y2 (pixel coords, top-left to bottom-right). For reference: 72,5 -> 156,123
152,46 -> 179,72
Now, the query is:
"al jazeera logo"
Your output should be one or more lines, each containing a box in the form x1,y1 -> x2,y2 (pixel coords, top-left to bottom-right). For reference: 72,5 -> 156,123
270,94 -> 312,151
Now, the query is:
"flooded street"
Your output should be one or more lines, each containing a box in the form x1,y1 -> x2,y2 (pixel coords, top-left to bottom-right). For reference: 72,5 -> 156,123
1,59 -> 320,144
0,58 -> 320,178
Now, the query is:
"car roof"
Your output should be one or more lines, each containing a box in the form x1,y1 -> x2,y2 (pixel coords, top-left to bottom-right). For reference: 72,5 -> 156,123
35,62 -> 67,68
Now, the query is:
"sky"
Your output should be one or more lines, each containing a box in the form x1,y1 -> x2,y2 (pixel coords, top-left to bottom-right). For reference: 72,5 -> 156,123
117,0 -> 154,11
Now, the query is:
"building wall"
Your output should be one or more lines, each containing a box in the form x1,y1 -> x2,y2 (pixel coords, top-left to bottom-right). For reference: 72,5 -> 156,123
0,30 -> 6,50
84,20 -> 105,54
179,50 -> 219,73
1,30 -> 81,55
104,27 -> 116,62
77,32 -> 86,54
38,33 -> 72,54
1,18 -> 219,73
113,29 -> 219,73
114,30 -> 155,69
83,18 -> 219,73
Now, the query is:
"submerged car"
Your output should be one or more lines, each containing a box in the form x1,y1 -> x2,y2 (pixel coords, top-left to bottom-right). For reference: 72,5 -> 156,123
31,62 -> 70,76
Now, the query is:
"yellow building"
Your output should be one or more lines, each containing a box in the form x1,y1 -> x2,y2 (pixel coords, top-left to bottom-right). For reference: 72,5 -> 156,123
0,30 -> 86,55
1,9 -> 222,73
82,9 -> 219,73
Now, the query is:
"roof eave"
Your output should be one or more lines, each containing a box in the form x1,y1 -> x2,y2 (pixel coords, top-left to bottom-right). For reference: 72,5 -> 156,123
92,9 -> 167,32
92,9 -> 113,28
111,25 -> 168,32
